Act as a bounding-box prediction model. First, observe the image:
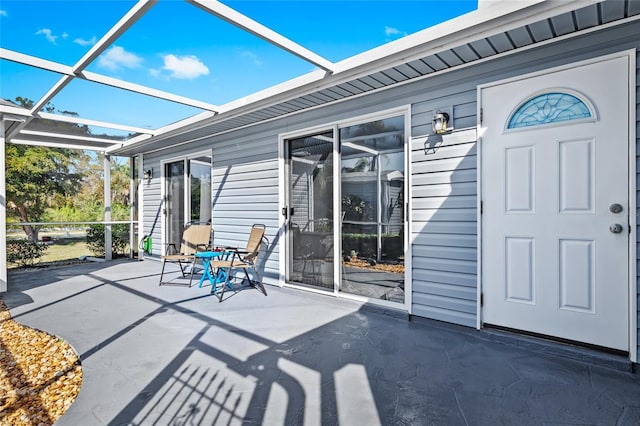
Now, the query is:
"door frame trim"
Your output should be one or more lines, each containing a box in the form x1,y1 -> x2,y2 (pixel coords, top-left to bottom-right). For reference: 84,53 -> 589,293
477,49 -> 637,362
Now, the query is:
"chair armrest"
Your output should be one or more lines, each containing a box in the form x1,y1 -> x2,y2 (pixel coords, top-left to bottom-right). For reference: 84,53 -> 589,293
194,244 -> 210,253
229,249 -> 258,264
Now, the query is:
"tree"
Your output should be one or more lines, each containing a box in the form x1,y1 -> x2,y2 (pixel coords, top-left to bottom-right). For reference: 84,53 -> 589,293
69,154 -> 130,221
5,97 -> 131,241
5,97 -> 88,241
6,144 -> 85,241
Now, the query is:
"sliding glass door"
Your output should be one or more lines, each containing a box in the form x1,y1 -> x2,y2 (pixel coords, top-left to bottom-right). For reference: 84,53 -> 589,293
339,116 -> 405,302
284,112 -> 406,304
189,157 -> 212,224
285,130 -> 335,290
164,153 -> 212,247
165,160 -> 185,249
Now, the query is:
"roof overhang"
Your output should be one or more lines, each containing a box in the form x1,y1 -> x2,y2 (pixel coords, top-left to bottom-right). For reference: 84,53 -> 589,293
2,0 -> 636,155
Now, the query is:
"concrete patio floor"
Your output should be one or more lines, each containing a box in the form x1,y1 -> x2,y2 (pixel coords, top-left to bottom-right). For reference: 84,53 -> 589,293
3,259 -> 640,425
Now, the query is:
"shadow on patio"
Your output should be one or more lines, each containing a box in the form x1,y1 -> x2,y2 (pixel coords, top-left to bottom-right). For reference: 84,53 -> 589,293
3,260 -> 640,425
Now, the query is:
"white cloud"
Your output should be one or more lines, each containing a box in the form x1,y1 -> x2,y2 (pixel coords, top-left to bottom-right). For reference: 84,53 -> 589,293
74,36 -> 97,47
36,28 -> 58,44
385,26 -> 407,38
0,9 -> 7,17
241,50 -> 263,66
98,45 -> 143,71
62,32 -> 69,39
161,54 -> 209,80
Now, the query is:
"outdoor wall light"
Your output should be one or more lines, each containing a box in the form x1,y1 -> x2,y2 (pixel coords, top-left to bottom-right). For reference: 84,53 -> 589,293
143,169 -> 153,181
432,111 -> 451,135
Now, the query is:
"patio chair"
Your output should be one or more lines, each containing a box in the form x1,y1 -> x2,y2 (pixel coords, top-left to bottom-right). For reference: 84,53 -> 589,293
159,222 -> 212,286
209,224 -> 268,301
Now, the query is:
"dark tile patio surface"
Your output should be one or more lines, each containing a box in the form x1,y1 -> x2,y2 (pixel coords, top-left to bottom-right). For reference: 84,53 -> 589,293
3,260 -> 640,425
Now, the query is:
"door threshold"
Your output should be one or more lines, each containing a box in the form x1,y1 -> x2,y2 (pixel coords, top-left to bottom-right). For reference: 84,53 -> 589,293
481,324 -> 633,373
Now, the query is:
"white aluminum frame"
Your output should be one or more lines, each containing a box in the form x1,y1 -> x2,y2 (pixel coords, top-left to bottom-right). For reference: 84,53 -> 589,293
159,149 -> 213,253
0,118 -> 6,292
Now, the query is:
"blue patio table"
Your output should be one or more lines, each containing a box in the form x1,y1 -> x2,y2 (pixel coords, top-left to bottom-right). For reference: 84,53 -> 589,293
194,250 -> 229,290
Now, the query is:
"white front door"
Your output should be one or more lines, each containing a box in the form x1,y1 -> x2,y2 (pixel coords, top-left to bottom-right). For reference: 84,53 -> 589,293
481,55 -> 630,351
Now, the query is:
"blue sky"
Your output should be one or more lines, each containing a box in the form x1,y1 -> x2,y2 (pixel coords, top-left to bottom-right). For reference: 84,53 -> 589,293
0,0 -> 477,134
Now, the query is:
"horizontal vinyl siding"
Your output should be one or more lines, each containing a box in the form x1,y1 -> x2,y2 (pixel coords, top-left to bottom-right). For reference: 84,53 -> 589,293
410,128 -> 478,327
141,137 -> 280,284
211,134 -> 280,285
137,23 -> 639,357
140,156 -> 163,257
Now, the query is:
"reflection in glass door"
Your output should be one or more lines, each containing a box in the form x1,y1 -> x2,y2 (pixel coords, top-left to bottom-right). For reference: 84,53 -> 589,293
189,158 -> 212,224
165,161 -> 185,248
340,116 -> 405,303
286,131 -> 334,290
165,154 -> 212,249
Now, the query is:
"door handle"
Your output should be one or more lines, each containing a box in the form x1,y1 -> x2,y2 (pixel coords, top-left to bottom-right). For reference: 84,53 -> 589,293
609,224 -> 623,234
282,207 -> 294,218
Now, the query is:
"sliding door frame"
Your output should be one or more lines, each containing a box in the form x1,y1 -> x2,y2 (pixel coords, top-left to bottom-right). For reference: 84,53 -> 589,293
160,149 -> 213,251
278,105 -> 411,312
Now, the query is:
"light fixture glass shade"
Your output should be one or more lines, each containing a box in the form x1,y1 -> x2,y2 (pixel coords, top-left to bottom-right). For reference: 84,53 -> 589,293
432,111 -> 450,134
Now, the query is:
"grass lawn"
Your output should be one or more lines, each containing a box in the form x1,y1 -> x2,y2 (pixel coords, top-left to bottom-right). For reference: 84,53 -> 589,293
41,238 -> 93,262
7,238 -> 92,269
7,234 -> 134,269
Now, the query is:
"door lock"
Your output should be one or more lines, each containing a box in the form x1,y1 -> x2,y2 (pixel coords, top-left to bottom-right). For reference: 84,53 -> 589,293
609,203 -> 623,214
609,224 -> 623,234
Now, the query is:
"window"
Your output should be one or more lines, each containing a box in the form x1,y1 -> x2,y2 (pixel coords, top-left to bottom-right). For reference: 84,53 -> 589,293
507,91 -> 594,129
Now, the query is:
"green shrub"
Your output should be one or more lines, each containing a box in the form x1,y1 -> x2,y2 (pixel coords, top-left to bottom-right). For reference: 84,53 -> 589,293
7,241 -> 49,267
86,224 -> 129,257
